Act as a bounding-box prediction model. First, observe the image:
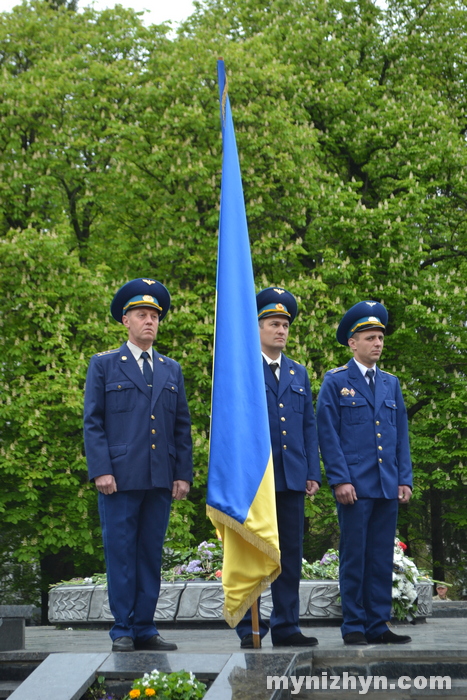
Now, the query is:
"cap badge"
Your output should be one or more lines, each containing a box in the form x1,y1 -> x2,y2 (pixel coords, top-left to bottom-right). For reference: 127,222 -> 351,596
366,302 -> 377,307
143,279 -> 156,285
276,303 -> 285,311
142,295 -> 154,303
274,289 -> 285,294
368,316 -> 380,323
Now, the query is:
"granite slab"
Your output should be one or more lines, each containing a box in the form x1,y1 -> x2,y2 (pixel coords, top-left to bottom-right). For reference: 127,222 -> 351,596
203,652 -> 295,700
7,652 -> 108,700
98,651 -> 230,679
0,619 -> 24,652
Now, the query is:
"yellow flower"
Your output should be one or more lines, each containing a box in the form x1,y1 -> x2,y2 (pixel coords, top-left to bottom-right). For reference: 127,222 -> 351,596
145,690 -> 156,697
129,690 -> 141,698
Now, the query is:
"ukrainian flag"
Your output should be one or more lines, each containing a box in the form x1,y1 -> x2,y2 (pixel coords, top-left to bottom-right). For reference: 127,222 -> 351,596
206,60 -> 281,628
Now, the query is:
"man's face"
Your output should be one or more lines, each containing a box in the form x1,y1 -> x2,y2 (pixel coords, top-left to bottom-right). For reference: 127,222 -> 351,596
348,329 -> 384,368
259,315 -> 290,358
122,307 -> 160,349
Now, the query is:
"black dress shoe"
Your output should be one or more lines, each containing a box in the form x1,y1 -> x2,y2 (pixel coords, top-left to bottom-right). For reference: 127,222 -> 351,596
134,635 -> 178,651
273,632 -> 319,647
240,634 -> 261,649
343,632 -> 368,645
112,636 -> 135,652
367,629 -> 412,645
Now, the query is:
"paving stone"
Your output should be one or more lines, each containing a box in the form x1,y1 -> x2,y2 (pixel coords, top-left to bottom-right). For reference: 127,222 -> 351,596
2,619 -> 465,700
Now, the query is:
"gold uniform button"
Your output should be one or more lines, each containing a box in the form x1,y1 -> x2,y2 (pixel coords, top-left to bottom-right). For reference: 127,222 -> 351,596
151,415 -> 155,420
378,446 -> 383,451
122,356 -> 127,361
290,370 -> 295,375
117,385 -> 122,389
282,430 -> 287,435
283,445 -> 287,450
152,444 -> 156,450
158,357 -> 164,362
376,421 -> 380,425
151,429 -> 156,434
379,458 -> 383,463
281,417 -> 286,422
377,433 -> 381,438
352,401 -> 356,405
300,388 -> 304,392
279,403 -> 284,408
171,386 -> 175,391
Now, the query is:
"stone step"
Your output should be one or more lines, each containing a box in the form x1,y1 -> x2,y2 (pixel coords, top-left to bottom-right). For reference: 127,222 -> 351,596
285,649 -> 467,700
0,681 -> 21,699
0,660 -> 41,681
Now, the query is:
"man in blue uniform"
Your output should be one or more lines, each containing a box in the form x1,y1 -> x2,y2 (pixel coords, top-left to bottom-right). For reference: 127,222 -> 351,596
236,287 -> 322,648
316,301 -> 413,645
84,278 -> 193,652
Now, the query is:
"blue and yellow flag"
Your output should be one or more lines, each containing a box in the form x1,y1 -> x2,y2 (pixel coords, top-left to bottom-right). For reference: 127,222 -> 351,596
206,60 -> 281,628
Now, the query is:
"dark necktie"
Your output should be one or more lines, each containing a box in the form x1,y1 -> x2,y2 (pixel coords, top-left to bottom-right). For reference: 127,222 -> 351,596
141,351 -> 153,386
366,368 -> 375,394
269,362 -> 279,384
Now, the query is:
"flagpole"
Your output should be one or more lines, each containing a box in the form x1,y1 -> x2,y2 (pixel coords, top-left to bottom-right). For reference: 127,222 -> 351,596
251,599 -> 261,649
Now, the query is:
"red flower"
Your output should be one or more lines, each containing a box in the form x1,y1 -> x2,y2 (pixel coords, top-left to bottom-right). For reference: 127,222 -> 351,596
398,541 -> 407,551
215,570 -> 222,578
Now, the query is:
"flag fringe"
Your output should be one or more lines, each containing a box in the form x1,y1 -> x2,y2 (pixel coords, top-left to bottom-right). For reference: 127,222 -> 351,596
206,504 -> 282,627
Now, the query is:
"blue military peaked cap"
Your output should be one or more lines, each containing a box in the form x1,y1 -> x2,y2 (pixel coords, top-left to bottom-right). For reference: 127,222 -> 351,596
110,278 -> 171,323
337,300 -> 388,346
256,287 -> 298,324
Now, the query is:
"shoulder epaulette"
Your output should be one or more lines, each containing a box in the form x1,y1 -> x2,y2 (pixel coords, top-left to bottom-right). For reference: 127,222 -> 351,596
381,369 -> 396,376
96,348 -> 119,357
330,365 -> 348,374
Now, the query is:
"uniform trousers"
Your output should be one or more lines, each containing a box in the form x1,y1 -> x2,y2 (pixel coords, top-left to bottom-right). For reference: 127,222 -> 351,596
337,497 -> 398,639
98,487 -> 172,642
236,490 -> 304,645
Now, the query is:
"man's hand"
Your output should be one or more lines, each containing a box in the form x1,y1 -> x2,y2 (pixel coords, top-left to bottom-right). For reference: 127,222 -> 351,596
398,485 -> 412,503
334,483 -> 357,505
172,480 -> 190,501
95,474 -> 117,495
306,480 -> 320,497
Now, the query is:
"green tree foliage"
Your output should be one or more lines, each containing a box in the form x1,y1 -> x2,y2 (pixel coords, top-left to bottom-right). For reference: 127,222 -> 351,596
1,0 -> 467,605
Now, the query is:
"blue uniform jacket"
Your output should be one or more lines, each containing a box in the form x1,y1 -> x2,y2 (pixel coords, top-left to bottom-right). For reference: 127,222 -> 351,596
316,358 -> 412,498
84,343 -> 193,491
265,354 -> 321,491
